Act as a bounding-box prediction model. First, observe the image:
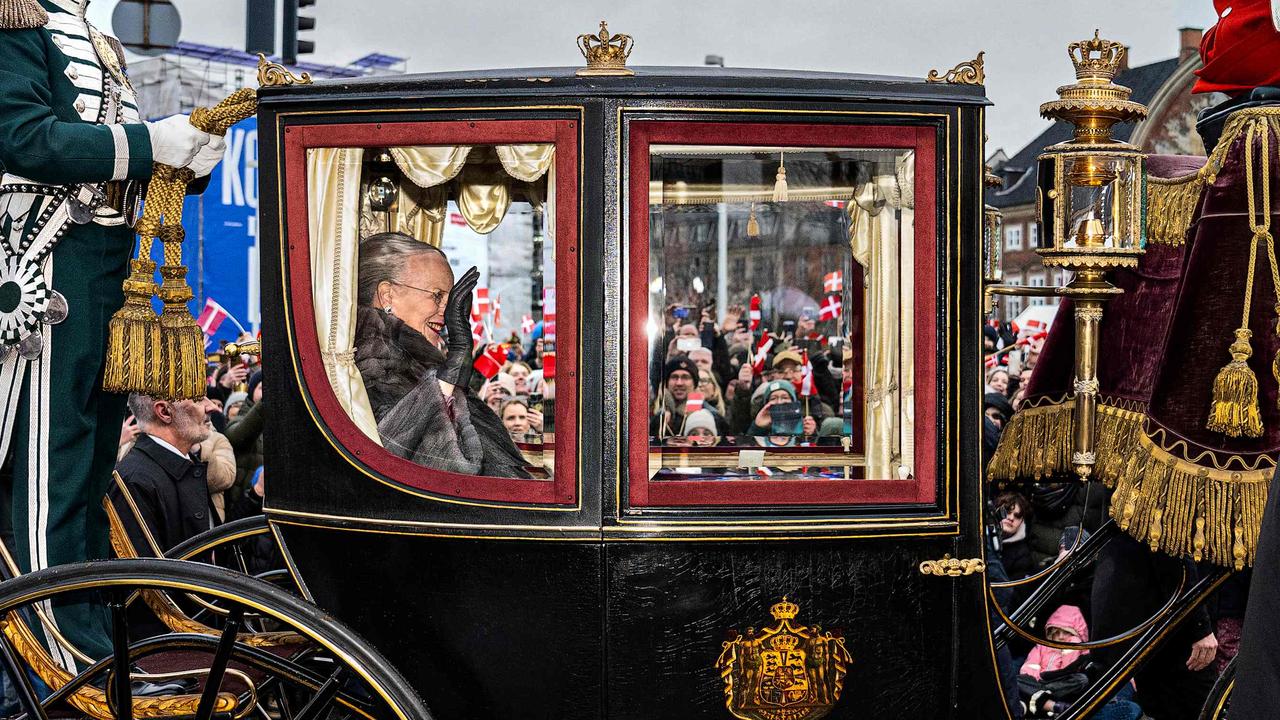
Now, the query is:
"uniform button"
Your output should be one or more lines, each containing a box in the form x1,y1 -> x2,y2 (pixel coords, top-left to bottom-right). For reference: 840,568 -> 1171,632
74,98 -> 86,113
66,66 -> 78,79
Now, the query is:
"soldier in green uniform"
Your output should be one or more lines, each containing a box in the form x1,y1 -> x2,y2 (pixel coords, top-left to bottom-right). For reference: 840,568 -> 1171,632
0,0 -> 221,668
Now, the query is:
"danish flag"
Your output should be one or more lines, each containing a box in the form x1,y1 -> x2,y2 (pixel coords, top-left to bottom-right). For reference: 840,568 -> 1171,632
475,287 -> 491,316
542,351 -> 556,380
748,294 -> 762,331
823,270 -> 843,293
751,332 -> 775,374
470,307 -> 486,344
492,293 -> 501,327
685,391 -> 705,416
520,314 -> 535,335
472,343 -> 507,380
796,350 -> 814,397
819,294 -> 842,321
196,298 -> 230,336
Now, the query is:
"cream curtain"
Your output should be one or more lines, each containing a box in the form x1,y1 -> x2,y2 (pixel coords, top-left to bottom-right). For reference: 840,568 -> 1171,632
306,147 -> 382,445
848,170 -> 910,481
893,153 -> 915,478
388,144 -> 555,235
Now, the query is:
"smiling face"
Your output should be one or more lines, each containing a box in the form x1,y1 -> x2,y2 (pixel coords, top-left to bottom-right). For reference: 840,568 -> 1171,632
667,369 -> 694,402
376,252 -> 454,347
509,363 -> 531,393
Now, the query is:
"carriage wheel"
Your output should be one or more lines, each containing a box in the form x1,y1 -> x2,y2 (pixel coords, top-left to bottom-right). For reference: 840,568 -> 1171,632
0,558 -> 431,720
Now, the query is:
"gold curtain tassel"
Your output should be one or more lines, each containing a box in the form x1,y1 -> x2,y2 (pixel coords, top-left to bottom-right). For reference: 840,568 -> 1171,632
1119,492 -> 1138,531
1206,328 -> 1264,437
746,204 -> 760,237
1233,518 -> 1248,571
772,155 -> 788,202
157,265 -> 205,400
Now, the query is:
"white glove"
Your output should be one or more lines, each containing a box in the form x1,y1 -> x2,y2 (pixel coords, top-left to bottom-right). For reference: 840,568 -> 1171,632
145,115 -> 211,168
186,134 -> 226,178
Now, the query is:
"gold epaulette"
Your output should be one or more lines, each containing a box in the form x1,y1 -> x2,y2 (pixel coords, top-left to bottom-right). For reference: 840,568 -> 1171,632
0,0 -> 47,29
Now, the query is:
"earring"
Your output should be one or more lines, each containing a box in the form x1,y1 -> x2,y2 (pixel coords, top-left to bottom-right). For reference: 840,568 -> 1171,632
383,305 -> 393,315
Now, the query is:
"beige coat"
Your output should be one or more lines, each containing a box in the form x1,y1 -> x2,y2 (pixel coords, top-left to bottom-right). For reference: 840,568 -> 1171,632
195,431 -> 237,522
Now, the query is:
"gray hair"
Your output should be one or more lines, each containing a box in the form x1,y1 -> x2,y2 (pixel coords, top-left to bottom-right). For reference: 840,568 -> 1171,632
357,232 -> 448,307
128,393 -> 160,429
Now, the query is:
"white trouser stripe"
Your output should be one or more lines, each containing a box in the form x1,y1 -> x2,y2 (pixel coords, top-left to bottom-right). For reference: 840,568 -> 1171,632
108,124 -> 129,181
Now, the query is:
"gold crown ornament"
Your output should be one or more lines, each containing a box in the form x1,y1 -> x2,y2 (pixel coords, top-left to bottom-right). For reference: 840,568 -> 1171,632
576,20 -> 634,77
1040,30 -> 1147,145
770,596 -> 800,620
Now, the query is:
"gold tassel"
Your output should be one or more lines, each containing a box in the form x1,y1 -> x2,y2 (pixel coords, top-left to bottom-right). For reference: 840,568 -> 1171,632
1119,489 -> 1138,531
157,264 -> 206,400
1148,508 -> 1164,552
746,204 -> 760,237
1206,328 -> 1263,437
1192,516 -> 1206,562
0,0 -> 47,29
1233,517 -> 1247,571
102,258 -> 161,394
772,154 -> 788,202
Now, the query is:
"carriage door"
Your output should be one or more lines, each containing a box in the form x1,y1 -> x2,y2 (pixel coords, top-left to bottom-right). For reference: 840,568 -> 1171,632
605,115 -> 1002,719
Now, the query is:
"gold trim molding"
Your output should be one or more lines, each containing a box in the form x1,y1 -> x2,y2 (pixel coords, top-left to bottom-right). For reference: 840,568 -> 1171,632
926,51 -> 985,85
257,53 -> 313,87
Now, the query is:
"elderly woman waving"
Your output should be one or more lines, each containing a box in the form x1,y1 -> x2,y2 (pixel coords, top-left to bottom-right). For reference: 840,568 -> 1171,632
353,232 -> 530,478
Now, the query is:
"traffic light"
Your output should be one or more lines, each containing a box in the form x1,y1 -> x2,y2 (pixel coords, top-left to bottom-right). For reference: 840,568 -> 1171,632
281,0 -> 316,65
245,0 -> 275,55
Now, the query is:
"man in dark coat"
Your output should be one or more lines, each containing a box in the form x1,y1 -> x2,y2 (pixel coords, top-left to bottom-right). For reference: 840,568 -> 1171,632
108,393 -> 217,558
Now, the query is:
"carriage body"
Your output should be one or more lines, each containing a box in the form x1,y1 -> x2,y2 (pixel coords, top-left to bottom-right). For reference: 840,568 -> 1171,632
255,65 -> 999,719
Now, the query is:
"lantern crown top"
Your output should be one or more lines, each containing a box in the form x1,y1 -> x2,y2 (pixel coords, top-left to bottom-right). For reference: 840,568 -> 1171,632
1068,31 -> 1127,84
1040,30 -> 1147,145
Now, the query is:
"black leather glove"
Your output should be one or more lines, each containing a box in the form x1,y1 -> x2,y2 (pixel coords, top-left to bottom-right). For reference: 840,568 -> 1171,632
438,266 -> 480,389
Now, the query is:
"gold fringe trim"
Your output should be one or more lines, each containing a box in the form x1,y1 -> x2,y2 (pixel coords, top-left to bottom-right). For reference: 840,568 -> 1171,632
1110,429 -> 1269,569
989,399 -> 1270,567
1144,108 -> 1280,249
0,0 -> 47,29
102,260 -> 162,395
1146,173 -> 1205,247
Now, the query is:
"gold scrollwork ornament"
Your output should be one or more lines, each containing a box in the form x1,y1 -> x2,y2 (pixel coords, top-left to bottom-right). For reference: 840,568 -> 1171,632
715,597 -> 852,720
918,553 -> 987,577
256,53 -> 313,87
926,51 -> 985,85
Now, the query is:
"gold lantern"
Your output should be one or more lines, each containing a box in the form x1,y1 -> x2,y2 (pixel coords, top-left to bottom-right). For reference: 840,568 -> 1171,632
1035,31 -> 1148,478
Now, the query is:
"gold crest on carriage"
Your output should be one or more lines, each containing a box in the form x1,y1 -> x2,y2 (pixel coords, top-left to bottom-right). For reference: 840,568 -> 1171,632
716,598 -> 852,720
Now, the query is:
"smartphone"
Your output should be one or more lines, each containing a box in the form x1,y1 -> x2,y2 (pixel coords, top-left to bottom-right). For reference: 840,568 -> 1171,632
529,392 -> 544,414
1007,349 -> 1023,377
676,337 -> 702,353
672,306 -> 690,319
770,401 -> 803,435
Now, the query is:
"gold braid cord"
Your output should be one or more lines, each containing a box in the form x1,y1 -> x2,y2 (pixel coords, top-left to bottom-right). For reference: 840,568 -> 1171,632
104,89 -> 257,400
1206,116 -> 1278,437
990,398 -> 1271,569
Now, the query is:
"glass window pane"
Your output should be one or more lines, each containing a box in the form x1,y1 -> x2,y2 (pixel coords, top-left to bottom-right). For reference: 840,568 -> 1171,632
307,144 -> 557,480
646,145 -> 915,481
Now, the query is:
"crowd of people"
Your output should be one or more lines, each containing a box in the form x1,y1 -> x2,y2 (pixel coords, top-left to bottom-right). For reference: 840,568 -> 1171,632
646,302 -> 854,450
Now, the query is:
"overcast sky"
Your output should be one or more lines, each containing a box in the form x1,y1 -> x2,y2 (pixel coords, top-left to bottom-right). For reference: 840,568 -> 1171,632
90,0 -> 1220,155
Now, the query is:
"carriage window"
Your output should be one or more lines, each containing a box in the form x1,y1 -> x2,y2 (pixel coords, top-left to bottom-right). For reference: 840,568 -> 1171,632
306,144 -> 559,480
646,145 -> 915,482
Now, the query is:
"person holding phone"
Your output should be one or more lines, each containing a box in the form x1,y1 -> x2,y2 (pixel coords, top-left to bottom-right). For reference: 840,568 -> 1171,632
748,380 -> 817,438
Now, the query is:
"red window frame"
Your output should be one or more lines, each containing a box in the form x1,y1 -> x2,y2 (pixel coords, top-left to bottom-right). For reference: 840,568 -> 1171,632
626,120 -> 938,507
283,119 -> 578,505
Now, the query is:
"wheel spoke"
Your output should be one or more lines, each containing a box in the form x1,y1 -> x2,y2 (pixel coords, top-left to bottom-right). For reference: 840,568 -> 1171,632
295,666 -> 344,720
108,593 -> 133,720
195,606 -> 243,720
0,629 -> 50,720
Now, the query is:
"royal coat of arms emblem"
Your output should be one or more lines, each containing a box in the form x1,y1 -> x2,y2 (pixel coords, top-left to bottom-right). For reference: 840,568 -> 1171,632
715,598 -> 852,720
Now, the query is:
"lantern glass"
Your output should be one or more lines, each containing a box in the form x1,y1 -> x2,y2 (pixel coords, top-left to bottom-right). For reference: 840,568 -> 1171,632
1056,153 -> 1142,252
983,205 -> 1003,282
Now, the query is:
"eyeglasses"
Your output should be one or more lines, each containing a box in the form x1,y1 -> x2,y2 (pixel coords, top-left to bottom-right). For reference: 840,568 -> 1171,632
391,281 -> 449,307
